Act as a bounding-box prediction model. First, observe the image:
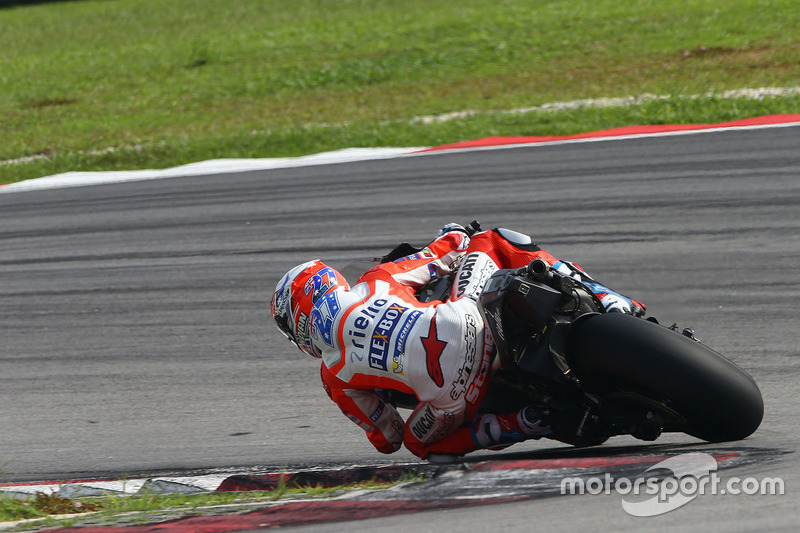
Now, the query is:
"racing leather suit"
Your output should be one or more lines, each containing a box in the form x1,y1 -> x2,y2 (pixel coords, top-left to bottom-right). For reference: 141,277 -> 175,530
315,228 -> 644,458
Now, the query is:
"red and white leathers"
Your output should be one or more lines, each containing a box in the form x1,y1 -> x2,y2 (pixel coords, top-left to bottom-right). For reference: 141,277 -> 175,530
313,227 -> 647,458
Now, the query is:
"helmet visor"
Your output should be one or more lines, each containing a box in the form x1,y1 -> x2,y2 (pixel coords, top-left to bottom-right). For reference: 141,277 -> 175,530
274,312 -> 295,343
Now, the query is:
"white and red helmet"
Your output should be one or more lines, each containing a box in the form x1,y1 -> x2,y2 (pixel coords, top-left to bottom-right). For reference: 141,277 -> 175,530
270,260 -> 349,357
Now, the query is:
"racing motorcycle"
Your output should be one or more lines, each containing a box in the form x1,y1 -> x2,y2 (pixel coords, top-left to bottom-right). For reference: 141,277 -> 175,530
373,221 -> 764,447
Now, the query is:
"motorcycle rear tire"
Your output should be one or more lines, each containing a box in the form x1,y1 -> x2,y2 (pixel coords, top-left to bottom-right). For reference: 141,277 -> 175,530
565,313 -> 763,443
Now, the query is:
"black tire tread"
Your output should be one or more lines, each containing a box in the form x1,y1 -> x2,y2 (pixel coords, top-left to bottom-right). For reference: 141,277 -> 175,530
565,313 -> 764,442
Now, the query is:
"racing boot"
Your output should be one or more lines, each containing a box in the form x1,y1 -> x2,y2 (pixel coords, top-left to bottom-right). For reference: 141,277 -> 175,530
472,405 -> 552,449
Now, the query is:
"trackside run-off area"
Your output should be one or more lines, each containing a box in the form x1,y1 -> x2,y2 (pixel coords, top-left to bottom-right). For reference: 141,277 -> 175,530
2,114 -> 799,194
0,447 -> 787,531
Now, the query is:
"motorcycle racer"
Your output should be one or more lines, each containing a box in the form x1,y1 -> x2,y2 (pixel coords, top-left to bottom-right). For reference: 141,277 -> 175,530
270,224 -> 646,460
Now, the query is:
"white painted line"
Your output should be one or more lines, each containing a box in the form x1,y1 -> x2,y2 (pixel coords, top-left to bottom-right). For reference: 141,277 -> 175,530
0,147 -> 424,194
0,475 -> 227,497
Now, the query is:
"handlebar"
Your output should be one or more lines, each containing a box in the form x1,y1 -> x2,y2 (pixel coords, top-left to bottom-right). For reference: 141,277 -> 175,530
464,220 -> 483,237
464,220 -> 482,237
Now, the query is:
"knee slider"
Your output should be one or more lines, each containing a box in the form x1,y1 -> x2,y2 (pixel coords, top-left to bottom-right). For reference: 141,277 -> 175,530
472,414 -> 503,447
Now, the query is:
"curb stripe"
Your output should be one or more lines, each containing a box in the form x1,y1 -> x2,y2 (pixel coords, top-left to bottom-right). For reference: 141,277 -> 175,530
416,114 -> 800,152
469,452 -> 741,471
37,498 -> 527,533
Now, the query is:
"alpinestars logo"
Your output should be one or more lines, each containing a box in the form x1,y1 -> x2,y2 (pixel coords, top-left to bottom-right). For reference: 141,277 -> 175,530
422,317 -> 448,387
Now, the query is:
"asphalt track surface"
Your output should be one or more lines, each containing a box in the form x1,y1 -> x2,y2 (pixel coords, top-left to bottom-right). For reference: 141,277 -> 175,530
1,124 -> 799,531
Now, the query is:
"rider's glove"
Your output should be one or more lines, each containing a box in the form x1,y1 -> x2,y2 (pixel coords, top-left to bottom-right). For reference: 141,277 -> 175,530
605,296 -> 647,317
631,300 -> 647,318
436,222 -> 468,238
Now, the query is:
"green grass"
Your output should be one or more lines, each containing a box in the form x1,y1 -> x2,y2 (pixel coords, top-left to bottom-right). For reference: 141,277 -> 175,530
1,0 -> 799,184
0,475 -> 408,529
